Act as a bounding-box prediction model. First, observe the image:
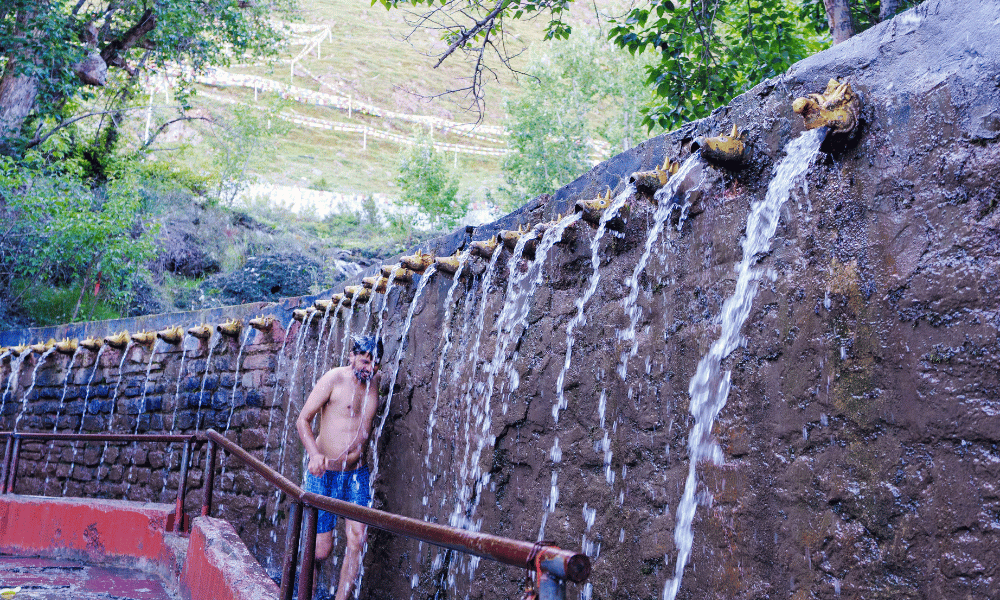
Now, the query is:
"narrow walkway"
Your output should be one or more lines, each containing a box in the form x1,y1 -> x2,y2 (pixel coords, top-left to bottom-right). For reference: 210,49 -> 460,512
0,555 -> 176,600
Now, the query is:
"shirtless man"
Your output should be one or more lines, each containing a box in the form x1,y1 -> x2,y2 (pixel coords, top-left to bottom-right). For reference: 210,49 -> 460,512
296,335 -> 383,600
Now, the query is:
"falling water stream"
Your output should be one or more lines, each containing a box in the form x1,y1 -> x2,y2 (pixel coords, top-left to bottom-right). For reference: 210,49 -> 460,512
662,127 -> 826,600
423,252 -> 470,512
194,335 -> 220,431
62,345 -> 107,495
1,352 -> 28,417
41,347 -> 82,493
14,347 -> 57,431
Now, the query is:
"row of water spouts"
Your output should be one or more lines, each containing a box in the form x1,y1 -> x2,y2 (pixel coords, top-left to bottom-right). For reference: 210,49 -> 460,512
0,79 -> 860,600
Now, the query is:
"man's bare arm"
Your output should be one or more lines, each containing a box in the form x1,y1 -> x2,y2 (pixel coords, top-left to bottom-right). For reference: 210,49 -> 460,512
296,369 -> 337,475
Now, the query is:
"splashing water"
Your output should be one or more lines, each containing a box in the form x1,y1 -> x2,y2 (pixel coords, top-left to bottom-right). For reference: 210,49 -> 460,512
372,264 -> 438,485
553,185 -> 634,426
618,154 -> 706,381
1,352 -> 28,418
42,347 -> 82,493
460,213 -> 581,545
64,345 -> 107,496
220,326 -> 255,481
14,347 -> 57,431
424,252 -> 470,509
662,127 -> 826,600
311,301 -> 335,386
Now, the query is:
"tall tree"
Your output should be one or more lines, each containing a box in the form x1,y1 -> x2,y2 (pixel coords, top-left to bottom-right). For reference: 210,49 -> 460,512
0,0 -> 295,155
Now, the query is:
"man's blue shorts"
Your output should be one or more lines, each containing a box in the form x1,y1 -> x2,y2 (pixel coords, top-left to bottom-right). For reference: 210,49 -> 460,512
305,465 -> 372,534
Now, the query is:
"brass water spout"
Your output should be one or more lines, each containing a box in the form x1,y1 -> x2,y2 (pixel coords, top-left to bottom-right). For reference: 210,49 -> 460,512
379,264 -> 401,279
434,250 -> 466,275
157,325 -> 184,344
469,236 -> 499,259
131,331 -> 157,346
249,316 -> 276,331
79,337 -> 103,352
29,339 -> 56,354
400,250 -> 435,273
575,188 -> 630,230
12,344 -> 30,357
351,287 -> 372,304
362,276 -> 390,293
292,308 -> 309,322
187,324 -> 212,340
792,78 -> 860,134
104,331 -> 130,349
217,319 -> 243,337
55,338 -> 78,354
630,157 -> 681,192
500,225 -> 529,251
692,124 -> 747,167
315,299 -> 334,313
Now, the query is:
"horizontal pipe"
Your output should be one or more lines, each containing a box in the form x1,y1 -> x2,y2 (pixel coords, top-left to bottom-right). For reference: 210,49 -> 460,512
0,432 -> 199,443
205,430 -> 590,583
204,430 -> 303,499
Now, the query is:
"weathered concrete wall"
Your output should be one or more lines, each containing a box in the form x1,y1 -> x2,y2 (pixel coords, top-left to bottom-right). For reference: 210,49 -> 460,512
2,1 -> 1000,599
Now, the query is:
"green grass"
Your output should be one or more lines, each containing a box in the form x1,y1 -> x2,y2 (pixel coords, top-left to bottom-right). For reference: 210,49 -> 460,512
15,283 -> 122,326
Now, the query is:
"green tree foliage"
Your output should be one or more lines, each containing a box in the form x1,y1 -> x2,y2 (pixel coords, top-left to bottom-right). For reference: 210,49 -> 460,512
378,0 -> 915,129
0,157 -> 157,322
502,30 -> 658,204
396,140 -> 468,231
0,0 -> 296,158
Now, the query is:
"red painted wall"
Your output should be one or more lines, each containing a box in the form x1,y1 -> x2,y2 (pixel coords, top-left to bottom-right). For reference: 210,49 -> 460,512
181,517 -> 280,600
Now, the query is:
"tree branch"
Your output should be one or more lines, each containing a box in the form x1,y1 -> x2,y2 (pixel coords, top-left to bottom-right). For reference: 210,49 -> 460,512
101,7 -> 156,72
433,0 -> 507,68
140,114 -> 214,150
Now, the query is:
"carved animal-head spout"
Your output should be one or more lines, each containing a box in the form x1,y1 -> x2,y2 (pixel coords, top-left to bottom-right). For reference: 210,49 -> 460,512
131,331 -> 157,346
575,188 -> 629,230
55,338 -> 79,354
434,250 -> 466,275
469,235 -> 499,259
630,157 -> 681,192
217,319 -> 243,337
79,337 -> 103,352
157,325 -> 185,344
249,316 -> 276,331
400,250 -> 435,273
792,78 -> 860,134
187,324 -> 213,340
104,331 -> 131,349
691,124 -> 747,167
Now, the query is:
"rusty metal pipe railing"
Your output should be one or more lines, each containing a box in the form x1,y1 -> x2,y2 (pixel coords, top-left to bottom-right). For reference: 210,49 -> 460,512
201,439 -> 217,517
280,501 -> 303,600
204,429 -> 591,586
299,506 -> 318,600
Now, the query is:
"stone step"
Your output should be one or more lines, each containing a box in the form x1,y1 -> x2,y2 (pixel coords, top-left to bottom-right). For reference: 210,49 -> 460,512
0,555 -> 176,600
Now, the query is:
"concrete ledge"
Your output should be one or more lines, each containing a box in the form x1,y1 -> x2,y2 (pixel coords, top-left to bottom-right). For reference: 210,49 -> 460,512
0,494 -> 183,587
181,516 -> 279,600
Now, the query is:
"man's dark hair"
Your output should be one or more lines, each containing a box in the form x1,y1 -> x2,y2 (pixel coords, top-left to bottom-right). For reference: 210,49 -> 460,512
351,335 -> 383,364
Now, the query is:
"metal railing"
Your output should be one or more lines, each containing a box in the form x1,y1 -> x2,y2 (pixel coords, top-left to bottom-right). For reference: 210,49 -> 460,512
0,431 -> 202,532
202,429 -> 591,600
0,428 -> 592,600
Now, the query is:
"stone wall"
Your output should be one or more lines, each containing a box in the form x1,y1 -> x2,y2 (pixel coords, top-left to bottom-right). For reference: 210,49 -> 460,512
2,1 -> 1000,599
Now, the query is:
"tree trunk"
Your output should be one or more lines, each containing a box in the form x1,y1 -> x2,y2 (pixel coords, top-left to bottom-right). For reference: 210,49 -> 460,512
823,0 -> 855,44
880,0 -> 901,21
0,65 -> 39,146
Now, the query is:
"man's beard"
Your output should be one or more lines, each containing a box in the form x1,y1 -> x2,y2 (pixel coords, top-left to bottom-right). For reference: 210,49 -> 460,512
354,368 -> 374,383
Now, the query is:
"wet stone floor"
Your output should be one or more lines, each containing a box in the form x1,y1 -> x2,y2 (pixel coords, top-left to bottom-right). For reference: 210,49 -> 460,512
0,555 -> 177,600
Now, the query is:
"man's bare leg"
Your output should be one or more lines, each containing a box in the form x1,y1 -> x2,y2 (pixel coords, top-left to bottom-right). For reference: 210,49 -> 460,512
334,520 -> 367,600
313,531 -> 333,598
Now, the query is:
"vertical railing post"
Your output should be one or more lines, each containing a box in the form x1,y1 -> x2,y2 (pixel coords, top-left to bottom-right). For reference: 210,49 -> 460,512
0,436 -> 12,495
201,439 -> 217,517
537,571 -> 566,600
6,436 -> 20,493
298,505 -> 318,600
280,501 -> 303,600
174,439 -> 192,531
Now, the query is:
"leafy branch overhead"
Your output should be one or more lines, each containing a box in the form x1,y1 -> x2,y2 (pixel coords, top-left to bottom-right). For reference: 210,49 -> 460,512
0,0 -> 296,155
379,0 -> 915,129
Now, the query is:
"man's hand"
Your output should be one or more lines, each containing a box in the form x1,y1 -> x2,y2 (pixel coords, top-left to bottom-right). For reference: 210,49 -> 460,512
307,452 -> 326,476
